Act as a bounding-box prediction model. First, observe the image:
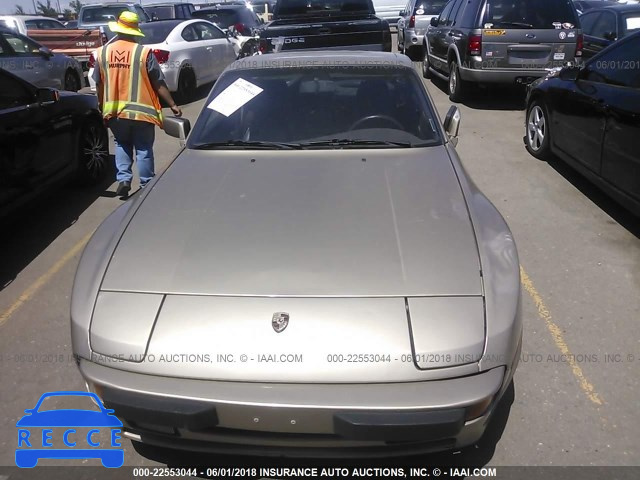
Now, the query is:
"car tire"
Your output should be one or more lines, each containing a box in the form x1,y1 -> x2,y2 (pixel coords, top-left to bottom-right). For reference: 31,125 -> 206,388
177,67 -> 196,104
77,118 -> 110,184
422,50 -> 432,79
64,69 -> 81,92
448,61 -> 467,102
525,100 -> 552,160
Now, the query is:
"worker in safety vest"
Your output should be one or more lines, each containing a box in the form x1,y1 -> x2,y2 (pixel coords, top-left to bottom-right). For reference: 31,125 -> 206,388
92,11 -> 182,198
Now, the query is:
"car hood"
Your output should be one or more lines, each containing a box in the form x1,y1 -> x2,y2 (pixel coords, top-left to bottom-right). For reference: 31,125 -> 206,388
101,147 -> 482,297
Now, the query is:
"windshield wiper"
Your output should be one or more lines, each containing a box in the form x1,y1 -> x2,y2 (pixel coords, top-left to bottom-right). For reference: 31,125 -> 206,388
493,21 -> 534,28
296,139 -> 414,148
191,140 -> 302,150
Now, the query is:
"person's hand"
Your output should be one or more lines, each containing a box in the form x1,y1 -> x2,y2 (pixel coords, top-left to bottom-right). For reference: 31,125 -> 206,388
170,104 -> 182,117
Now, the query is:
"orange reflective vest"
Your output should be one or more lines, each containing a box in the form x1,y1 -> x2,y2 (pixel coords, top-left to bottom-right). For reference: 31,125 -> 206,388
96,40 -> 163,128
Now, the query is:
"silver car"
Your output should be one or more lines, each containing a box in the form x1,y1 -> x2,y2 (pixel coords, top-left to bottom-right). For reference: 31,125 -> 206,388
0,28 -> 84,91
72,51 -> 522,458
397,0 -> 447,59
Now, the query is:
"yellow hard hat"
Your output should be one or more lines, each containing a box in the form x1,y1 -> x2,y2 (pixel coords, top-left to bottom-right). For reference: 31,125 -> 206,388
108,11 -> 144,37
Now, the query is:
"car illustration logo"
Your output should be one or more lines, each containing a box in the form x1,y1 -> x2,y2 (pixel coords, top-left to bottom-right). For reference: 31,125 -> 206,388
15,391 -> 124,468
272,312 -> 289,333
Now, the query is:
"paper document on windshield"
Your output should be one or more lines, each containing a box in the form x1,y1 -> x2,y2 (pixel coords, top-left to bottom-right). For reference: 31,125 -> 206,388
207,78 -> 264,117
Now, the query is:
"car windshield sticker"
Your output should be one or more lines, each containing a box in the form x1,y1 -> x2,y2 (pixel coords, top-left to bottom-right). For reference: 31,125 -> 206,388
416,8 -> 424,14
562,23 -> 574,29
627,17 -> 640,30
207,78 -> 264,117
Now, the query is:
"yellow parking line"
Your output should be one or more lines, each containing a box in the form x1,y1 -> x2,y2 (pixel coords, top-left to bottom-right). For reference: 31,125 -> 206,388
520,265 -> 603,406
0,231 -> 94,328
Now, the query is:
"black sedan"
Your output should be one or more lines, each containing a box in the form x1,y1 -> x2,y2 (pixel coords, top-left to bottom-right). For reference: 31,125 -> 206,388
579,3 -> 640,58
0,68 -> 109,219
524,31 -> 640,216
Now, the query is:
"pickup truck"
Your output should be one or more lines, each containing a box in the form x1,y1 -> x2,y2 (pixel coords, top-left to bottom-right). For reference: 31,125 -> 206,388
0,15 -> 104,75
258,0 -> 392,53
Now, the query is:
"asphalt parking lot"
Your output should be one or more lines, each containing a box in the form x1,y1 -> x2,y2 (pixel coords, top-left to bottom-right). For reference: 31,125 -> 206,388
0,42 -> 639,473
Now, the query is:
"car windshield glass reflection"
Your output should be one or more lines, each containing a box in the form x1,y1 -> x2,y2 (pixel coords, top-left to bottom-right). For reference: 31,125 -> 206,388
188,66 -> 442,149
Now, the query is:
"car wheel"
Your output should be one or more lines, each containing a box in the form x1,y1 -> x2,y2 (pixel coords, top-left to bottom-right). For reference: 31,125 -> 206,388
64,69 -> 80,92
177,67 -> 196,104
448,61 -> 466,102
77,119 -> 110,184
525,100 -> 552,160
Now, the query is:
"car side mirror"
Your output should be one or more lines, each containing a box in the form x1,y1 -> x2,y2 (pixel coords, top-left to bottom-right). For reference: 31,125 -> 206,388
37,88 -> 59,105
603,31 -> 616,42
559,65 -> 581,81
38,46 -> 53,58
430,16 -> 439,27
443,105 -> 461,146
164,116 -> 191,141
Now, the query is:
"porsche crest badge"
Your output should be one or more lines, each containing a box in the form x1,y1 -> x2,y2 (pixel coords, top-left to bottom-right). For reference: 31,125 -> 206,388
272,312 -> 289,333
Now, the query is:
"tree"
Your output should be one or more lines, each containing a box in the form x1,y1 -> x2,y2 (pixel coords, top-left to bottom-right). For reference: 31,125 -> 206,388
36,0 -> 58,17
14,5 -> 26,14
63,8 -> 74,20
69,0 -> 83,16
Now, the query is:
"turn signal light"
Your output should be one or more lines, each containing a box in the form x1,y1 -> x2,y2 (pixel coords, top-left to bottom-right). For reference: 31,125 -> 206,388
409,15 -> 415,28
464,395 -> 494,421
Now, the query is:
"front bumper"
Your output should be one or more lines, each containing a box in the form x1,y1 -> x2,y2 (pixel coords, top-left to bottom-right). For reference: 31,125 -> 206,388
80,360 -> 506,457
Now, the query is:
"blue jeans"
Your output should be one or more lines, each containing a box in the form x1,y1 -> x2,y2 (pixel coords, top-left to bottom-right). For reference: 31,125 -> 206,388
108,118 -> 155,186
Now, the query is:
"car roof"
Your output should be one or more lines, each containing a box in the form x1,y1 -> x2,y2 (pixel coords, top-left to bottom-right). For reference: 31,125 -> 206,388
231,51 -> 413,70
589,3 -> 640,12
147,2 -> 194,5
83,2 -> 141,7
197,4 -> 248,11
1,15 -> 62,21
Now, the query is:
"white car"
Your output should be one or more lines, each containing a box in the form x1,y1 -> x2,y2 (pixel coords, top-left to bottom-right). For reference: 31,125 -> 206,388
0,15 -> 67,35
88,19 -> 236,101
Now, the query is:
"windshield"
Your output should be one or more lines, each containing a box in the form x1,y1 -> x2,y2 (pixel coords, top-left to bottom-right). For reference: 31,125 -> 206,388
188,65 -> 442,149
138,21 -> 180,43
193,9 -> 240,29
276,0 -> 372,16
482,0 -> 579,29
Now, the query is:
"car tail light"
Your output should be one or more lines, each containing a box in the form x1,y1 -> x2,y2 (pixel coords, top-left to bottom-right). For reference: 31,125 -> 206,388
152,49 -> 170,64
259,39 -> 269,53
234,22 -> 246,35
99,27 -> 108,46
88,52 -> 95,69
576,33 -> 583,57
409,15 -> 415,28
468,34 -> 482,56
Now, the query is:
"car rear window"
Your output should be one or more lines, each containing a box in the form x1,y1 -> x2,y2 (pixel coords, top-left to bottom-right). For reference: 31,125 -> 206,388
138,21 -> 181,44
413,0 -> 448,16
276,0 -> 372,16
146,6 -> 175,20
482,0 -> 579,29
624,13 -> 640,34
192,9 -> 240,28
82,6 -> 131,23
188,66 -> 442,148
